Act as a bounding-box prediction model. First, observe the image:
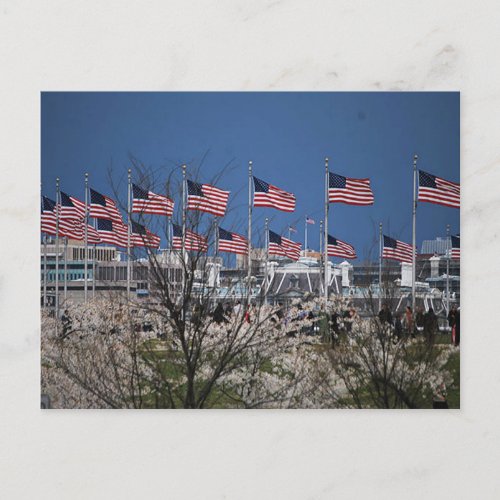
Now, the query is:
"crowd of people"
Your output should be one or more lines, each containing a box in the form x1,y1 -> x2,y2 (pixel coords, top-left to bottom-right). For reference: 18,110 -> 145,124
377,302 -> 460,347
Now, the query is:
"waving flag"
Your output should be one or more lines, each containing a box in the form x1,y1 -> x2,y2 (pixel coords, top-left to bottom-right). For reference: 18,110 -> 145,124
96,219 -> 129,248
253,177 -> 296,212
172,224 -> 208,252
327,235 -> 357,259
187,180 -> 230,217
306,216 -> 315,225
268,230 -> 301,261
41,196 -> 100,243
288,225 -> 297,233
131,221 -> 161,248
84,224 -> 102,244
218,227 -> 248,255
328,172 -> 374,205
451,235 -> 460,260
132,184 -> 174,216
60,192 -> 86,220
418,170 -> 460,208
90,188 -> 124,223
382,235 -> 415,263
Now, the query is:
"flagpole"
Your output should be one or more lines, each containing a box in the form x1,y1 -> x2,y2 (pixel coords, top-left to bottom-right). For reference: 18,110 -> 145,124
92,243 -> 96,298
55,177 -> 60,326
126,168 -> 131,297
247,160 -> 253,300
166,179 -> 170,254
214,217 -> 219,257
93,216 -> 97,298
84,172 -> 89,303
181,164 -> 187,299
305,216 -> 308,252
319,220 -> 323,255
411,154 -> 418,314
43,233 -> 47,308
378,222 -> 382,312
288,227 -> 291,240
324,157 -> 329,305
446,223 -> 450,313
64,236 -> 68,301
264,217 -> 269,302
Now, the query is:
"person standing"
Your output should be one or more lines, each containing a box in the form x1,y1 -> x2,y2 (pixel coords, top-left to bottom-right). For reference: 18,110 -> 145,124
448,305 -> 457,344
424,307 -> 438,346
378,303 -> 393,326
415,306 -> 425,335
394,313 -> 403,341
404,306 -> 414,338
454,307 -> 460,347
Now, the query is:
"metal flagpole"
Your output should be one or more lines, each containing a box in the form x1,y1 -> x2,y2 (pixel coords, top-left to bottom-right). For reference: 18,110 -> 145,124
319,220 -> 323,255
264,217 -> 269,302
411,154 -> 418,314
127,168 -> 131,297
379,222 -> 383,312
247,161 -> 253,300
304,216 -> 308,252
446,223 -> 450,313
55,178 -> 60,325
166,179 -> 170,254
214,217 -> 219,256
43,234 -> 47,307
324,157 -> 329,305
181,164 -> 187,298
92,244 -> 96,298
288,227 -> 291,240
64,236 -> 68,301
93,216 -> 97,298
84,172 -> 89,303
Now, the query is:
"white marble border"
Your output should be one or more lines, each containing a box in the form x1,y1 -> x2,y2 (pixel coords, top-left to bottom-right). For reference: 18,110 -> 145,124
1,1 -> 499,498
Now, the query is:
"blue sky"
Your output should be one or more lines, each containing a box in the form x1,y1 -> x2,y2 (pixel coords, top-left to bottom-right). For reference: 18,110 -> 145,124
41,92 -> 459,262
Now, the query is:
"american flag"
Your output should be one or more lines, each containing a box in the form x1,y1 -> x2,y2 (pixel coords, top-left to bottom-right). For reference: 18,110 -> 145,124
83,223 -> 102,244
41,196 -> 100,243
327,235 -> 357,259
131,221 -> 161,248
172,224 -> 208,252
90,188 -> 124,224
418,170 -> 460,208
306,216 -> 315,225
288,225 -> 297,233
60,192 -> 86,220
382,235 -> 415,263
41,196 -> 80,238
132,184 -> 174,216
268,230 -> 301,261
96,219 -> 129,248
328,172 -> 374,205
218,227 -> 248,255
451,235 -> 460,260
187,180 -> 230,217
130,221 -> 161,248
253,176 -> 296,212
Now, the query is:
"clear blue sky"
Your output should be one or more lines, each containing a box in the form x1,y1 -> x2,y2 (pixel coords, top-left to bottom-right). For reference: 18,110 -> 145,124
41,92 -> 459,262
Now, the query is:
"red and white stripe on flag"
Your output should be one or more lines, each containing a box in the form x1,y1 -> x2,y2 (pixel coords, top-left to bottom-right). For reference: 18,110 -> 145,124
132,184 -> 174,216
328,172 -> 374,206
382,235 -> 415,263
218,228 -> 248,255
253,177 -> 296,212
418,170 -> 460,208
187,180 -> 230,217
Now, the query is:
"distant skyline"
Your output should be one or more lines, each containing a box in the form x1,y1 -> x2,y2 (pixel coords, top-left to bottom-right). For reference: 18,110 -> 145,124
41,92 -> 460,261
